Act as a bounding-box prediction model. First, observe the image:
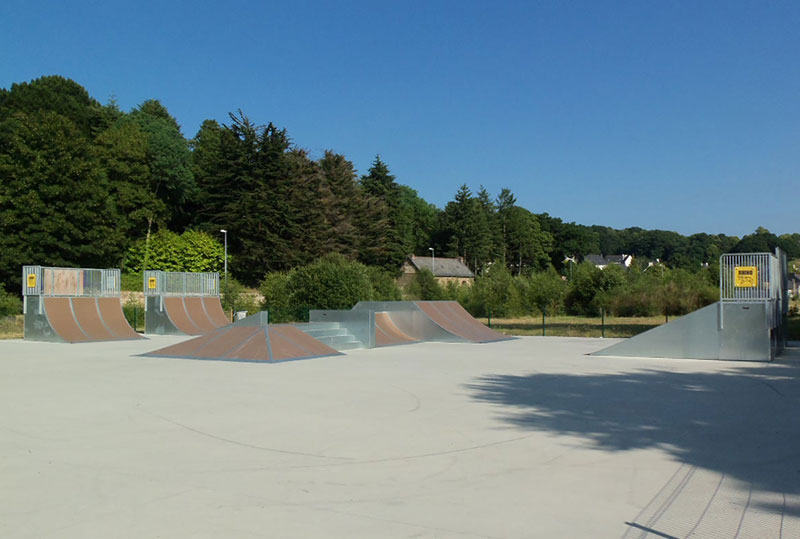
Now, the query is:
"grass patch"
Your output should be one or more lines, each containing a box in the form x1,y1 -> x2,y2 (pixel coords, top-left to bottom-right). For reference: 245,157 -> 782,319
480,314 -> 672,338
0,315 -> 23,339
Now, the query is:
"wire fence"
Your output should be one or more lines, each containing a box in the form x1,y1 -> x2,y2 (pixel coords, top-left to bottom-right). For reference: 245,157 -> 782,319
22,266 -> 120,297
143,270 -> 220,296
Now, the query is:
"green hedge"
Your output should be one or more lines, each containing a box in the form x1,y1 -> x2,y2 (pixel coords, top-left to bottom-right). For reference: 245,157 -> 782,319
0,287 -> 22,317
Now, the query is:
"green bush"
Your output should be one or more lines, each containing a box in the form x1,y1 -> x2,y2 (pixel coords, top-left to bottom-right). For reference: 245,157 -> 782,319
366,266 -> 402,301
121,272 -> 143,292
122,295 -> 144,332
219,277 -> 260,318
0,287 -> 22,317
407,268 -> 444,300
123,229 -> 225,273
260,271 -> 303,323
260,272 -> 292,308
564,262 -> 602,315
519,269 -> 568,315
259,254 -> 376,321
443,280 -> 472,306
467,265 -> 520,317
289,254 -> 373,310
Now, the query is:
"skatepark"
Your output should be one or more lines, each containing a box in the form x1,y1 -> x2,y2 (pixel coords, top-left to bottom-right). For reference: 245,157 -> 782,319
3,252 -> 800,537
2,334 -> 800,538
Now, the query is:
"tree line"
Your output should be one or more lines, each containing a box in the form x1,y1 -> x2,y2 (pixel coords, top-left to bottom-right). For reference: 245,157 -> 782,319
1,75 -> 799,295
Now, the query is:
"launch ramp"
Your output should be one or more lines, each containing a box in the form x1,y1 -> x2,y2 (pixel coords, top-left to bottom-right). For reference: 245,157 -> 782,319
593,250 -> 788,362
22,265 -> 143,343
144,271 -> 231,336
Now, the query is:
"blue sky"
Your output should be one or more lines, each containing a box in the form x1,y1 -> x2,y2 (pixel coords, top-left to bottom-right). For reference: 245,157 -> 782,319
2,1 -> 798,237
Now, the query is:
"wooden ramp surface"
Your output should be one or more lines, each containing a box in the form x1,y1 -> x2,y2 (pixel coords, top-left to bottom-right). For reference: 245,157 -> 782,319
97,297 -> 144,339
163,297 -> 203,335
160,296 -> 230,336
143,324 -> 341,363
203,296 -> 231,327
44,297 -> 90,343
374,312 -> 418,347
183,296 -> 217,333
41,297 -> 143,343
415,301 -> 512,343
71,297 -> 115,341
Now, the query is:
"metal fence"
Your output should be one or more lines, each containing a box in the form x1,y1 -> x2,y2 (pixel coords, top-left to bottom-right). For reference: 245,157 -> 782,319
22,265 -> 120,297
143,270 -> 220,297
719,253 -> 779,302
719,250 -> 787,337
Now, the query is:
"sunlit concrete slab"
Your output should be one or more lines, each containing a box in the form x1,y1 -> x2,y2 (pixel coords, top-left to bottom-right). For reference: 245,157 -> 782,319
1,336 -> 799,538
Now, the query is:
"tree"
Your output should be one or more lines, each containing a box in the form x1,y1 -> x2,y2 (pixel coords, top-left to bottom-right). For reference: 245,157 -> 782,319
0,110 -> 126,289
93,121 -> 166,239
408,268 -> 445,300
397,185 -> 439,256
287,253 -> 374,310
122,99 -> 196,227
442,185 -> 493,273
317,151 -> 363,258
537,214 -> 600,268
505,207 -> 553,274
733,227 -> 797,256
496,187 -> 516,263
123,229 -> 225,273
359,156 -> 405,269
0,75 -> 108,137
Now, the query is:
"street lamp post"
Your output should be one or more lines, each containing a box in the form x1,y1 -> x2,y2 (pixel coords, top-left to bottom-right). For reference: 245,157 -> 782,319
220,229 -> 228,282
428,247 -> 435,277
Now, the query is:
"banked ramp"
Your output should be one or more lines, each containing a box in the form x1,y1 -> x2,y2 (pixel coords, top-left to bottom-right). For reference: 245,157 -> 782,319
23,266 -> 143,343
593,251 -> 788,362
144,271 -> 231,336
143,312 -> 342,363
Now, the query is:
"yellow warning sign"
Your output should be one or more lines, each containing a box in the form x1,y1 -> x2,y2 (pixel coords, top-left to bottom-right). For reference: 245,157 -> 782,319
734,266 -> 758,288
148,277 -> 157,289
26,274 -> 36,288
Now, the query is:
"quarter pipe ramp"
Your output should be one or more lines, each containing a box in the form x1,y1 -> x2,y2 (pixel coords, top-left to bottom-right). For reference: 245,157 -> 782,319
352,301 -> 513,345
143,271 -> 231,336
23,266 -> 144,343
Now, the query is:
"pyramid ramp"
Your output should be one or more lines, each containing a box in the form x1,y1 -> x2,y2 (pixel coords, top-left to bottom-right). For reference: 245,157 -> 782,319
142,311 -> 342,363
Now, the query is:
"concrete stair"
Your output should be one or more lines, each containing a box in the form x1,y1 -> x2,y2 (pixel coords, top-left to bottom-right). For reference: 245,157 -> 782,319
296,322 -> 363,351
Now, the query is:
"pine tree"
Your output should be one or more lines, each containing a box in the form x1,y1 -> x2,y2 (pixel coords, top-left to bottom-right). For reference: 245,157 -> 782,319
359,155 -> 404,270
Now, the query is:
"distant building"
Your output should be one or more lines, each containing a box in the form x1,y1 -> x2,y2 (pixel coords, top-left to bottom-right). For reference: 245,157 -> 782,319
788,273 -> 800,298
398,255 -> 475,287
585,254 -> 634,270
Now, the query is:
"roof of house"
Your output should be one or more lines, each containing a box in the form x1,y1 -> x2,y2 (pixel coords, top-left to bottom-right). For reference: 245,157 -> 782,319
585,254 -> 609,266
407,256 -> 475,278
585,254 -> 630,267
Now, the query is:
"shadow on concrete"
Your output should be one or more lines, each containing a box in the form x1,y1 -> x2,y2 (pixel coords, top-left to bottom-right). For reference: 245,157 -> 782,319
466,357 -> 800,512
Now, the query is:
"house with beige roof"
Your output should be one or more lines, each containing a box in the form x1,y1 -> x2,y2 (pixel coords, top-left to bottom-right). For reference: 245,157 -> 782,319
398,255 -> 475,287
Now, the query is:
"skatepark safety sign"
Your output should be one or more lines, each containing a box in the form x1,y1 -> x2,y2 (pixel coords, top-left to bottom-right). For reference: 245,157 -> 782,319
26,274 -> 36,288
734,266 -> 757,287
148,277 -> 157,289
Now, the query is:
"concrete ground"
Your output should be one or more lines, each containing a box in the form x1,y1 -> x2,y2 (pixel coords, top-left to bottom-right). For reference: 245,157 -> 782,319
1,336 -> 800,539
